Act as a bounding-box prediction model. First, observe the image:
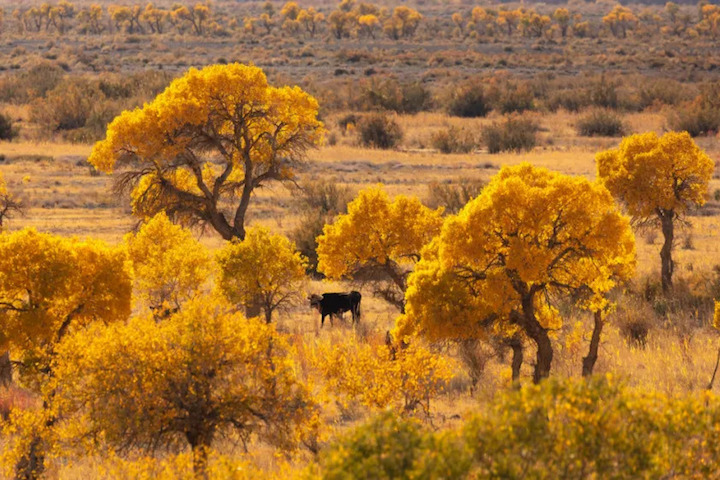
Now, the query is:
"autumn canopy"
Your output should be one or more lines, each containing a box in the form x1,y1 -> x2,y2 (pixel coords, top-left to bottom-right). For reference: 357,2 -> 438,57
88,63 -> 324,240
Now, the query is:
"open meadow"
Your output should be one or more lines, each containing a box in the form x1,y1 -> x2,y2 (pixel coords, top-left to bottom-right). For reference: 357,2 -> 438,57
2,0 -> 720,478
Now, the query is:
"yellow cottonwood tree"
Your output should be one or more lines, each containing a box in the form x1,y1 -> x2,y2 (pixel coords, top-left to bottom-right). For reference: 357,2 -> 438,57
396,238 -> 527,381
316,186 -> 443,311
0,229 -> 131,478
358,14 -> 380,38
298,7 -> 323,37
497,9 -> 522,35
553,8 -> 571,37
596,131 -> 713,293
603,4 -> 638,38
0,229 -> 131,354
216,226 -> 306,323
400,164 -> 635,383
53,296 -> 316,479
280,1 -> 301,21
384,6 -> 422,39
125,212 -> 211,317
88,63 -> 324,240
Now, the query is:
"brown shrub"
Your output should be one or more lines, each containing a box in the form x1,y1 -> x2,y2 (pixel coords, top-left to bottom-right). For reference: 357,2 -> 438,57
358,112 -> 403,149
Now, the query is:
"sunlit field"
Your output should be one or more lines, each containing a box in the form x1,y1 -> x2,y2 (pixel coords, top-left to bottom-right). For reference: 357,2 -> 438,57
2,0 -> 720,478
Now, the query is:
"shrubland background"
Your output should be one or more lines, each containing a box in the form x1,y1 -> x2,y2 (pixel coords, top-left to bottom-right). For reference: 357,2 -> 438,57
1,0 -> 720,478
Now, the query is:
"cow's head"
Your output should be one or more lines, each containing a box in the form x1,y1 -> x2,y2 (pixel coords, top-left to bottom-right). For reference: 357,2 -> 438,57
308,294 -> 323,312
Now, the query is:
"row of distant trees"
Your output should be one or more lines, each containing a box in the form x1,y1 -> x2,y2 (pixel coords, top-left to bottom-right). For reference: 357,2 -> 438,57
0,0 -> 718,40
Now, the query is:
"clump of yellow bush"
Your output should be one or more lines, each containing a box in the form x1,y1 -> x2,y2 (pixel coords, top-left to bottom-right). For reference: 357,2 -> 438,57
309,377 -> 720,479
312,337 -> 453,416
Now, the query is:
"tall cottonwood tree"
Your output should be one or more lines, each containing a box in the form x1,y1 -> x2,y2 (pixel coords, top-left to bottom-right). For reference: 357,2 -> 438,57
317,186 -> 443,311
89,63 -> 324,240
0,229 -> 132,479
399,164 -> 635,383
597,131 -> 713,293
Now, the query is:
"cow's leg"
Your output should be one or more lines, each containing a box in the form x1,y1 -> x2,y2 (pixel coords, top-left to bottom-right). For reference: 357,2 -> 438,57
321,313 -> 325,328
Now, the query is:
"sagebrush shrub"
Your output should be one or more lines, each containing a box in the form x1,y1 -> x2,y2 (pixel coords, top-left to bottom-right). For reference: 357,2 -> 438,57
0,113 -> 17,141
426,179 -> 485,214
447,83 -> 490,118
670,98 -> 720,137
430,126 -> 477,154
362,79 -> 432,114
315,412 -> 471,480
481,116 -> 537,153
358,112 -> 403,148
576,109 -> 626,136
315,378 -> 720,479
488,81 -> 535,114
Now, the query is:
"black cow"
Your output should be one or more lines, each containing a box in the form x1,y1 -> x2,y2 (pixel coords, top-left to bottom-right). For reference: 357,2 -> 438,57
309,291 -> 361,327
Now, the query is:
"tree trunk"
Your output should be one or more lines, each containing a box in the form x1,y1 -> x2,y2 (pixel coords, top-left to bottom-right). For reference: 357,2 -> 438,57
191,444 -> 209,480
0,351 -> 12,386
582,310 -> 604,377
510,337 -> 523,384
15,398 -> 55,480
660,210 -> 674,294
532,329 -> 553,384
519,294 -> 553,384
14,436 -> 44,480
187,430 -> 214,480
708,345 -> 720,390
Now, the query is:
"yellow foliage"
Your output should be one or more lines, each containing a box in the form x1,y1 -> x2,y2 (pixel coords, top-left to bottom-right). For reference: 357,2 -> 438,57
396,238 -> 511,342
0,407 -> 56,478
312,336 -> 454,415
88,63 -> 324,240
383,6 -> 422,39
94,450 -> 276,480
596,131 -> 714,219
216,225 -> 307,323
317,186 -> 443,295
0,228 -> 132,352
52,296 -> 317,462
125,212 -> 211,315
439,163 -> 635,304
280,1 -> 301,20
399,163 -> 635,380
